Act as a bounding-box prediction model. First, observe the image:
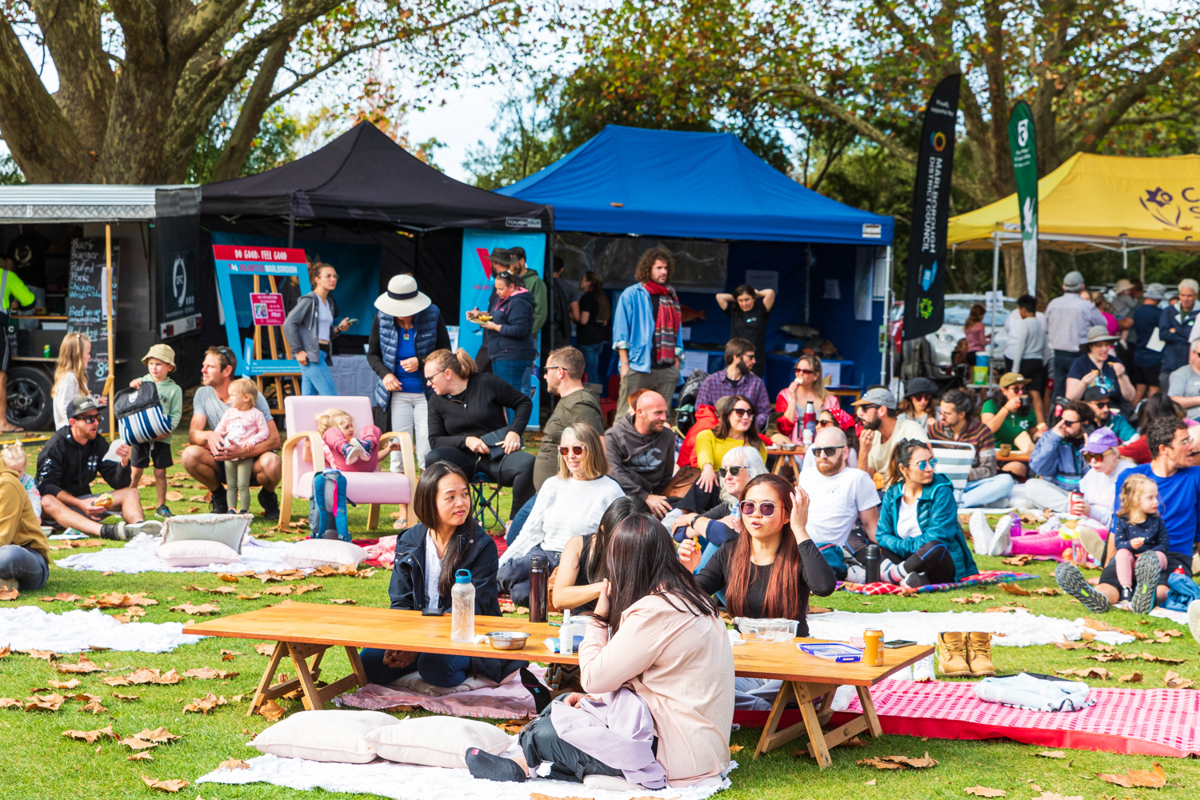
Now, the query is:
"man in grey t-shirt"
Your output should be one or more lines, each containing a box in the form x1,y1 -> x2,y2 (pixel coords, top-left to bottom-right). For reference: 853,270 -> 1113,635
1168,339 -> 1200,421
180,346 -> 282,516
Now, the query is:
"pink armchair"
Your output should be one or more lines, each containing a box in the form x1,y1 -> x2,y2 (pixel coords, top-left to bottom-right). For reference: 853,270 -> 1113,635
279,395 -> 416,531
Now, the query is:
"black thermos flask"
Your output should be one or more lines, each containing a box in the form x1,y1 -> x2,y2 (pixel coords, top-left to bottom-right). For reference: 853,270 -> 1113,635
864,544 -> 882,584
529,554 -> 549,623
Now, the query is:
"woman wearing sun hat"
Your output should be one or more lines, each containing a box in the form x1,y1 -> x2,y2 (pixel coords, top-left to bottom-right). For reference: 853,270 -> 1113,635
366,274 -> 450,469
1064,325 -> 1134,402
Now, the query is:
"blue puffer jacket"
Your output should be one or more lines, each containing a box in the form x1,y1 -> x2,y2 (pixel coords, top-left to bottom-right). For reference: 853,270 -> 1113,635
877,475 -> 978,581
486,289 -> 537,362
367,304 -> 450,408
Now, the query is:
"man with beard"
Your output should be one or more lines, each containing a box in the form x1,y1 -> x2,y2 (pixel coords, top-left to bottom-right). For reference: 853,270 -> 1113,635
532,346 -> 603,490
854,388 -> 928,479
797,427 -> 880,580
929,389 -> 1014,508
612,246 -> 684,418
1083,385 -> 1137,442
1026,400 -> 1095,512
604,390 -> 678,518
695,338 -> 770,429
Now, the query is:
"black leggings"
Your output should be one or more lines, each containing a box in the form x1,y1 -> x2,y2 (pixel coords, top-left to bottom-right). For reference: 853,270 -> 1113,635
425,447 -> 536,515
851,534 -> 957,586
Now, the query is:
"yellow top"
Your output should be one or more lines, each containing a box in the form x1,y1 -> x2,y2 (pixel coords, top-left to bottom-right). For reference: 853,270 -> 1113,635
695,429 -> 767,469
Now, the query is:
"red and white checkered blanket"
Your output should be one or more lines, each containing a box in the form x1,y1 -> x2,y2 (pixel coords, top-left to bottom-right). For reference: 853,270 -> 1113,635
840,571 -> 1037,596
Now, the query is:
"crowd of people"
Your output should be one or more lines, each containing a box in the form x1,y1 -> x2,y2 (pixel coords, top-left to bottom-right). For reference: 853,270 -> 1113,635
3,250 -> 1200,789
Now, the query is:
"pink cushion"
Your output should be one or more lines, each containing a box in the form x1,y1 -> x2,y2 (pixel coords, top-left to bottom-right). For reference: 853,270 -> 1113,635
295,470 -> 411,505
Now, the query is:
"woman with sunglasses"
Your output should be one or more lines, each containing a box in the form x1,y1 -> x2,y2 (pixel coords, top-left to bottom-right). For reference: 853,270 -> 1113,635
798,410 -> 859,472
774,354 -> 841,444
872,439 -> 977,587
981,373 -> 1039,478
692,395 -> 767,510
498,424 -> 624,606
897,377 -> 938,428
671,446 -> 767,551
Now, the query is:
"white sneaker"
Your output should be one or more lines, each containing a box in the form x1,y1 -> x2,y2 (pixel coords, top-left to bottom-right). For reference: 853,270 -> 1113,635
912,654 -> 936,682
969,511 -> 993,555
1038,515 -> 1062,535
1187,599 -> 1200,646
845,565 -> 867,584
344,439 -> 367,465
988,515 -> 1014,557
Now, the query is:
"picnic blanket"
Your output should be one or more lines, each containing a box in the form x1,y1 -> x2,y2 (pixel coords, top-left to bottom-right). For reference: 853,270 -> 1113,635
197,753 -> 735,800
338,667 -> 543,720
821,679 -> 1200,757
806,609 -> 1137,648
840,570 -> 1038,596
56,533 -> 296,574
0,606 -> 203,653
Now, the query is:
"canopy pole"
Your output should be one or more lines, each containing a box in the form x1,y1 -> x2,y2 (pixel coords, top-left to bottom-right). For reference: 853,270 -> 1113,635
882,246 -> 892,388
989,233 -> 1000,385
287,213 -> 295,248
1122,239 -> 1128,272
1140,251 -> 1146,284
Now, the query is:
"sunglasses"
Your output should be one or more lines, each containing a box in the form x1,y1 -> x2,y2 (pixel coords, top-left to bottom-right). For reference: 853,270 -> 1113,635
78,415 -> 100,424
911,458 -> 938,470
1092,402 -> 1110,409
811,446 -> 841,458
1062,417 -> 1082,427
730,407 -> 753,418
1084,452 -> 1107,462
739,500 -> 778,517
794,368 -> 816,375
542,365 -> 566,375
718,466 -> 745,478
816,419 -> 836,428
558,445 -> 585,456
857,404 -> 879,412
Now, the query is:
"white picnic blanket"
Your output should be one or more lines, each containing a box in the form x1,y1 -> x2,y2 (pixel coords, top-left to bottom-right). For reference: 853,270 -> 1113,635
806,609 -> 1136,648
57,533 -> 296,574
197,753 -> 733,800
0,606 -> 203,653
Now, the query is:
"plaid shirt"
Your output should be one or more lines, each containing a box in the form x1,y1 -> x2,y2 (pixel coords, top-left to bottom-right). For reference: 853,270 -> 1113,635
695,369 -> 771,429
928,417 -> 997,482
1044,293 -> 1107,351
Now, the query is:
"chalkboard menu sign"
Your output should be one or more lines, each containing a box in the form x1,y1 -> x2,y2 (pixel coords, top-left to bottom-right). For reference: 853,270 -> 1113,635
67,237 -> 119,394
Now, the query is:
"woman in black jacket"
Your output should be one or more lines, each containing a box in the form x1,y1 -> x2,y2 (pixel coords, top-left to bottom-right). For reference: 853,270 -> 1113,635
467,271 -> 537,398
360,462 -> 527,687
424,348 -> 536,517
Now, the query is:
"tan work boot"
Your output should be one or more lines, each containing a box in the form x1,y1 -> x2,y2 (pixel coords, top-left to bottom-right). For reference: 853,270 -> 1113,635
966,632 -> 996,677
936,632 -> 971,677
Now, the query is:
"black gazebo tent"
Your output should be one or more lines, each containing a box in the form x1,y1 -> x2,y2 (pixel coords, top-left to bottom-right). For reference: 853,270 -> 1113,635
198,121 -> 554,346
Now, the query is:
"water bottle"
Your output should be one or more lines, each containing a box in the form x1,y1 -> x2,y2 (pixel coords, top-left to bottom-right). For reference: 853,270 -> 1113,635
450,569 -> 475,643
529,555 -> 549,623
864,544 -> 881,584
802,401 -> 816,446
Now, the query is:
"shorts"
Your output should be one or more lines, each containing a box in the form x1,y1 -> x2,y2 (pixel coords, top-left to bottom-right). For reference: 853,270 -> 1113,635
131,439 -> 174,470
1005,357 -> 1047,393
1130,362 -> 1161,387
1098,550 -> 1190,590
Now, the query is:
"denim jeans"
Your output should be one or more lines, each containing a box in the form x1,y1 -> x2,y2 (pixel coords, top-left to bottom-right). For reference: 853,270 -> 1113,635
962,473 -> 1015,508
388,391 -> 429,468
0,545 -> 49,590
1051,350 -> 1078,398
358,648 -> 472,688
578,343 -> 604,387
492,358 -> 534,399
300,350 -> 338,396
498,544 -> 562,608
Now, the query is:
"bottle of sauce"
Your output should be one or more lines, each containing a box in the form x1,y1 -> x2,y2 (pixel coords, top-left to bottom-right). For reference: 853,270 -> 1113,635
529,554 -> 549,623
450,569 -> 475,643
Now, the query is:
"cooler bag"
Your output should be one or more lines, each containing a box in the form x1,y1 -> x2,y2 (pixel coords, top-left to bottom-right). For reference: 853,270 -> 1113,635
113,382 -> 172,444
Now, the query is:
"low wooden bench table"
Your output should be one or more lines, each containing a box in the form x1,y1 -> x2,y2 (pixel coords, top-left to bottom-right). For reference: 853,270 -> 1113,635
184,603 -> 930,768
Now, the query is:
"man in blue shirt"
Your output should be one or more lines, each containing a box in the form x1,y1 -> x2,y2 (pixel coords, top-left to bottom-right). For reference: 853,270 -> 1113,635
1056,416 -> 1199,613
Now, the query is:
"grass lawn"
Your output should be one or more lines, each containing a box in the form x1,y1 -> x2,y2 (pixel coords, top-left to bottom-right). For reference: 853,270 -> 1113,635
1,431 -> 1198,799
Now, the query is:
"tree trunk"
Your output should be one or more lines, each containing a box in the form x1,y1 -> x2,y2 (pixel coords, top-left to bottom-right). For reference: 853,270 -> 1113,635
1003,248 -> 1027,298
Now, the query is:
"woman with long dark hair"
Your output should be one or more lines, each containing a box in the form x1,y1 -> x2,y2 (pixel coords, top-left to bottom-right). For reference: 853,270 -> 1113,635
690,395 -> 767,509
467,514 -> 735,788
551,495 -> 648,612
359,462 -> 533,693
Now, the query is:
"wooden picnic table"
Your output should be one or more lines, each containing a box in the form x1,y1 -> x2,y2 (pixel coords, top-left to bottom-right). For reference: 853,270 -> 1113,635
184,603 -> 931,767
997,451 -> 1031,463
765,445 -> 805,476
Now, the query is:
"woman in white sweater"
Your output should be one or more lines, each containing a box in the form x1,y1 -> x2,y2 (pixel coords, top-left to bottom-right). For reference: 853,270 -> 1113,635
498,423 -> 624,605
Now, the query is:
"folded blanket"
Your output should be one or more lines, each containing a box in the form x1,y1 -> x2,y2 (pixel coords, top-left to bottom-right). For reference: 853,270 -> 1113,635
975,672 -> 1095,712
840,570 -> 1037,596
0,606 -> 203,653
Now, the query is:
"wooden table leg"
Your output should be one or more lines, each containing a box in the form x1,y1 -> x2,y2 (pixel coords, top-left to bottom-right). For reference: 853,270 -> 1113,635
797,685 -> 832,769
287,642 -> 330,711
856,684 -> 884,737
248,641 -> 287,717
753,682 -> 875,769
346,645 -> 369,687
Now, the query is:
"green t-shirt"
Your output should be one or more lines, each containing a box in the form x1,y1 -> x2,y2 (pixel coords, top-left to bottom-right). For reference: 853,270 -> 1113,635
981,398 -> 1037,446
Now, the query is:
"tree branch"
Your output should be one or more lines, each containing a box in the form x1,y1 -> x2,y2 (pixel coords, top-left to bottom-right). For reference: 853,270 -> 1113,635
30,0 -> 115,154
211,35 -> 291,181
172,0 -> 253,62
107,0 -> 165,69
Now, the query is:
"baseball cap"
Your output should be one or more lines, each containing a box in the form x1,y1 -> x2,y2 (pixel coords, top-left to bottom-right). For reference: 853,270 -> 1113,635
1080,427 -> 1120,455
999,372 -> 1029,389
67,396 -> 101,419
1082,384 -> 1113,402
1062,271 -> 1086,292
852,387 -> 897,410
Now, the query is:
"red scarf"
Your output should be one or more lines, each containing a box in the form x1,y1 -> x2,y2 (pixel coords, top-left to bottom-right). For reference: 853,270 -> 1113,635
643,281 -> 681,365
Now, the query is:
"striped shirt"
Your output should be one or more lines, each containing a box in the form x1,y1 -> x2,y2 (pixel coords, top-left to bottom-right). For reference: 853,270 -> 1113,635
1044,293 -> 1107,351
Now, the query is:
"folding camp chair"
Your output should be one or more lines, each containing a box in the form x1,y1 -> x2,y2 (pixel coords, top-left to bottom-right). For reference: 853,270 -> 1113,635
929,440 -> 976,505
470,473 -> 504,533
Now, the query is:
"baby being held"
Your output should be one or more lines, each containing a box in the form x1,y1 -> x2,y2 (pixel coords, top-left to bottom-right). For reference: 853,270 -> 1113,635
213,379 -> 271,514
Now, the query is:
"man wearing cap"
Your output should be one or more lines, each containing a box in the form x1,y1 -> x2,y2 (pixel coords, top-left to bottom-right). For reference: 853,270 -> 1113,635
930,389 -> 1014,507
1045,271 -> 1107,397
1162,279 -> 1199,382
1132,283 -> 1167,404
35,396 -> 157,540
181,346 -> 282,517
1168,338 -> 1200,422
981,373 -> 1038,476
854,388 -> 928,479
612,246 -> 684,418
1027,399 -> 1095,512
367,274 -> 451,469
1064,326 -> 1134,402
1083,385 -> 1137,442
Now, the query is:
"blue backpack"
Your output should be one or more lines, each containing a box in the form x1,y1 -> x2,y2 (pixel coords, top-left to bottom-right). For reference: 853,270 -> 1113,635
309,469 -> 351,542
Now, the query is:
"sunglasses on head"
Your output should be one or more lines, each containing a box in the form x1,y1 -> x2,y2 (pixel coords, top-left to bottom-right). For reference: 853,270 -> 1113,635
558,445 -> 585,456
718,466 -> 745,478
730,407 -> 753,418
811,446 -> 841,458
739,500 -> 778,517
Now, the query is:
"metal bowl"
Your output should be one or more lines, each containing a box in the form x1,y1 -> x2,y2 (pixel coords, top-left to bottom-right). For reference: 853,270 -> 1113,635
484,631 -> 530,651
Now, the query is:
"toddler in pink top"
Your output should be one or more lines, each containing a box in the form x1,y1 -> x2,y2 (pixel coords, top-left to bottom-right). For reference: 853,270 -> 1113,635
316,408 -> 400,472
213,378 -> 271,514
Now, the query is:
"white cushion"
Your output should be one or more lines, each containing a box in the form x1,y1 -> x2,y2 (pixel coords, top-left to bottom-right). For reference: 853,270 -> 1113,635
162,513 -> 251,553
364,716 -> 513,768
156,539 -> 240,567
251,709 -> 401,763
283,539 -> 366,569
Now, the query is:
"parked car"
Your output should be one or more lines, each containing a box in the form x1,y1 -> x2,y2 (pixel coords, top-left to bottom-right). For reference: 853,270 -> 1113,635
891,294 -> 1017,367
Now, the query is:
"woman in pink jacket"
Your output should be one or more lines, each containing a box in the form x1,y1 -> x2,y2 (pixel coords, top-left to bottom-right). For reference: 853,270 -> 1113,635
467,514 -> 735,789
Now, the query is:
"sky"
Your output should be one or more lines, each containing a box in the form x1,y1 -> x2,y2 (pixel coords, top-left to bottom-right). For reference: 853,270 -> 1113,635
406,84 -> 505,183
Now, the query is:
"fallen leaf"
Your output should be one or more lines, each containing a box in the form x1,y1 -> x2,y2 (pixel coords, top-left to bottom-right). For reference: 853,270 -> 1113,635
183,693 -> 228,714
1152,629 -> 1181,639
951,593 -> 994,605
134,726 -> 180,743
127,751 -> 154,761
103,668 -> 184,686
857,758 -> 905,770
217,573 -> 241,583
858,752 -> 937,770
236,593 -> 262,600
254,644 -> 276,656
985,605 -> 1027,613
220,649 -> 241,661
1001,554 -> 1033,566
1055,667 -> 1111,680
24,693 -> 66,711
496,720 -> 526,735
71,693 -> 102,703
1138,652 -> 1185,664
965,787 -> 1007,797
1030,587 -> 1061,596
1088,652 -> 1138,662
1083,618 -> 1146,640
257,699 -> 285,721
0,587 -> 18,600
1163,671 -> 1194,689
141,775 -> 189,793
1119,672 -> 1144,683
79,592 -> 158,609
80,700 -> 108,714
1097,763 -> 1166,788
120,737 -> 159,751
182,667 -> 238,680
165,491 -> 184,502
112,693 -> 140,701
1001,583 -> 1031,596
187,585 -> 236,595
169,602 -> 220,615
62,725 -> 117,744
39,593 -> 83,602
865,778 -> 877,785
56,655 -> 103,674
1053,639 -> 1090,650
729,744 -> 744,755
219,757 -> 250,770
48,679 -> 81,690
112,607 -> 148,624
1036,751 -> 1066,759
328,598 -> 356,605
0,698 -> 24,708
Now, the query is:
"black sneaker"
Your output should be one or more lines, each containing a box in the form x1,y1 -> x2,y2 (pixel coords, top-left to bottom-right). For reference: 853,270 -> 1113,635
1118,585 -> 1134,606
99,522 -> 127,541
1131,552 -> 1162,614
1054,561 -> 1110,613
211,493 -> 229,515
156,504 -> 173,519
259,488 -> 280,521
